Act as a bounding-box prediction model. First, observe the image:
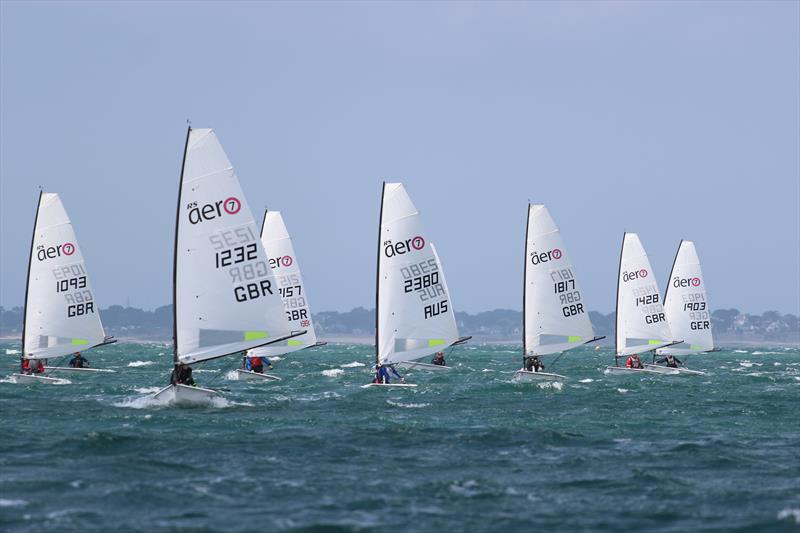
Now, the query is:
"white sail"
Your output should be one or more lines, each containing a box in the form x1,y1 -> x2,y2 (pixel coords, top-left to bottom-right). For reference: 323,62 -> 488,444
377,183 -> 460,365
657,240 -> 713,356
524,204 -> 596,355
23,192 -> 107,359
246,211 -> 317,358
615,233 -> 674,356
174,128 -> 294,365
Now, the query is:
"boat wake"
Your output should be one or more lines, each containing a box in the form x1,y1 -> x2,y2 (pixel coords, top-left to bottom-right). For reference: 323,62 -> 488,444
537,381 -> 563,391
114,390 -> 243,409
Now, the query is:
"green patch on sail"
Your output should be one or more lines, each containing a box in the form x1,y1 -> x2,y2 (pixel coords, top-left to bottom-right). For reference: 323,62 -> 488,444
288,339 -> 303,346
428,339 -> 446,347
244,331 -> 269,341
568,335 -> 582,343
648,339 -> 663,345
71,339 -> 89,345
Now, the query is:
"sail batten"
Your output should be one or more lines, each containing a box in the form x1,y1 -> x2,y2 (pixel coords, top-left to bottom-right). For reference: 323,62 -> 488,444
615,233 -> 673,356
376,183 -> 460,366
174,128 -> 293,365
523,205 -> 596,356
22,193 -> 107,360
657,241 -> 713,356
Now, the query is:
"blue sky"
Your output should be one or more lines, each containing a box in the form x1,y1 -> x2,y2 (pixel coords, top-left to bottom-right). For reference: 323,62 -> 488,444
1,1 -> 798,314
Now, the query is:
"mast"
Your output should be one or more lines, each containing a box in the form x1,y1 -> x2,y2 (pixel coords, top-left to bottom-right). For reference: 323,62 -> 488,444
522,203 -> 531,362
374,181 -> 386,367
614,232 -> 625,365
663,239 -> 683,309
260,208 -> 269,238
172,127 -> 191,365
21,190 -> 44,360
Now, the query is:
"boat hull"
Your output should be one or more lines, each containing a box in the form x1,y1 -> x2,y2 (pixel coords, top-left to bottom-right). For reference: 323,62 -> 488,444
9,373 -> 69,384
44,366 -> 115,373
361,382 -> 418,389
235,369 -> 281,382
152,384 -> 219,405
513,370 -> 566,382
644,364 -> 706,376
604,366 -> 674,376
396,361 -> 451,371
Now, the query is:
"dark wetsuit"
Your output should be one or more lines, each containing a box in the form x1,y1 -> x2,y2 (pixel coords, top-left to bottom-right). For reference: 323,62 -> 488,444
69,355 -> 88,368
431,355 -> 446,366
656,356 -> 683,368
170,365 -> 195,386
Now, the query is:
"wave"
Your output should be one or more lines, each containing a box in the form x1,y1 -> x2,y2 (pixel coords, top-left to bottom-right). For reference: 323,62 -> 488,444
617,388 -> 629,394
778,508 -> 800,524
5,349 -> 20,355
578,378 -> 594,383
387,399 -> 430,408
127,360 -> 154,367
0,498 -> 27,507
538,381 -> 563,391
322,368 -> 344,377
340,361 -> 365,368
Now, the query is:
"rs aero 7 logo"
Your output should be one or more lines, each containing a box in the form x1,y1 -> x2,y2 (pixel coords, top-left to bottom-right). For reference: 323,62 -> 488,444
622,269 -> 648,282
36,242 -> 75,261
187,197 -> 241,225
673,276 -> 701,288
530,248 -> 562,266
384,235 -> 425,258
269,255 -> 294,268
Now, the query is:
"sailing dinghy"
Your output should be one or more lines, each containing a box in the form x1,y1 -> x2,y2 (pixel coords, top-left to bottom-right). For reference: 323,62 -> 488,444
237,210 -> 325,382
514,205 -> 603,383
152,128 -> 303,404
648,240 -> 712,376
606,233 -> 680,376
364,182 -> 469,387
12,192 -> 115,384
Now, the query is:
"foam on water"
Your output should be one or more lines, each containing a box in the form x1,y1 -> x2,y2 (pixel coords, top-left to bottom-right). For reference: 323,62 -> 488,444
0,498 -> 27,507
579,378 -> 594,383
340,361 -> 365,368
386,399 -> 430,408
5,348 -> 20,355
127,360 -> 154,367
322,368 -> 345,377
537,381 -> 563,391
778,509 -> 800,524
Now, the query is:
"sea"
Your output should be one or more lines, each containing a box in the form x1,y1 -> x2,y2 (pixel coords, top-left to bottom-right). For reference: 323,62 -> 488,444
1,342 -> 798,533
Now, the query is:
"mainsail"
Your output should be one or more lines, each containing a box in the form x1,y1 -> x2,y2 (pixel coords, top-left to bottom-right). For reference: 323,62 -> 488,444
615,233 -> 674,356
524,204 -> 597,355
657,240 -> 713,356
173,128 -> 296,365
246,210 -> 317,358
376,182 -> 460,366
22,192 -> 108,359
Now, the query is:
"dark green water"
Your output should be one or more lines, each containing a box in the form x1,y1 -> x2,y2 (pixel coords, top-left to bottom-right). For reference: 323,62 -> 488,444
1,342 -> 798,532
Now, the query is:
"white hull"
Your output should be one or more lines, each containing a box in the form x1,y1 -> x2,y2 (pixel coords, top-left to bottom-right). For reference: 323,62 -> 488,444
361,382 -> 418,389
9,373 -> 69,385
396,361 -> 451,371
44,366 -> 115,373
235,369 -> 281,382
513,370 -> 566,382
604,366 -> 673,376
644,364 -> 706,376
152,384 -> 219,405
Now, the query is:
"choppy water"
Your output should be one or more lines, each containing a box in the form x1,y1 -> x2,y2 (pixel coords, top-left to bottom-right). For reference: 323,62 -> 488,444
1,342 -> 799,532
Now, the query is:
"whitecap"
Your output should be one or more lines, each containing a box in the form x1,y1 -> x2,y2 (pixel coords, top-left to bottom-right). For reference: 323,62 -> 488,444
739,361 -> 754,368
5,349 -> 20,355
127,361 -> 154,367
224,370 -> 239,380
0,499 -> 27,507
482,368 -> 494,373
578,378 -> 594,383
734,349 -> 748,353
322,368 -> 344,377
537,381 -> 563,391
778,508 -> 800,524
133,386 -> 162,394
617,388 -> 629,394
387,399 -> 430,408
340,361 -> 366,368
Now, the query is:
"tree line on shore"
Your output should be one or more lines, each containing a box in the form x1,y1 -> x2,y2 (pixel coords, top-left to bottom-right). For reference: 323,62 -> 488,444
1,305 -> 797,342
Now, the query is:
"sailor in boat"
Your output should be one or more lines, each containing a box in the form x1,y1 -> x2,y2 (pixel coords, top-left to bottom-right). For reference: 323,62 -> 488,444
170,362 -> 195,386
524,355 -> 545,373
626,354 -> 644,369
655,354 -> 683,368
431,351 -> 446,366
21,358 -> 45,375
373,364 -> 404,384
69,352 -> 89,368
244,355 -> 272,374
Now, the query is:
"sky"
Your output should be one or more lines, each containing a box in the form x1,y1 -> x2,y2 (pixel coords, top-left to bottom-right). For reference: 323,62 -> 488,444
1,1 -> 798,315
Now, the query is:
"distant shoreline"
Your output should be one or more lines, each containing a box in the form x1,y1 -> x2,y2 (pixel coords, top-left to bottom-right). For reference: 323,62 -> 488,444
1,335 -> 797,348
